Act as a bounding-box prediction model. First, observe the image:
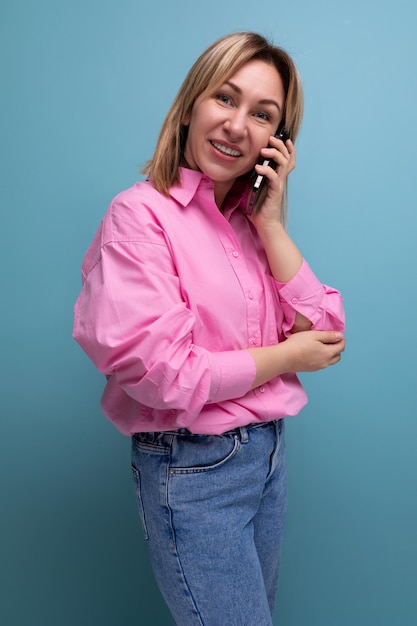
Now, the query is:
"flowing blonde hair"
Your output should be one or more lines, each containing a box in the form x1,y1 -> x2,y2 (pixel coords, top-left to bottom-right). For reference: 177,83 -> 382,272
143,32 -> 304,223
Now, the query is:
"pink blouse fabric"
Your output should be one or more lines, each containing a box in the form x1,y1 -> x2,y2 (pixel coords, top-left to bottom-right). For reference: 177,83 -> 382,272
73,168 -> 345,435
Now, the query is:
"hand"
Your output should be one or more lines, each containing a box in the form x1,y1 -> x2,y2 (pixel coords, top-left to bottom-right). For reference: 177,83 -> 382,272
281,330 -> 345,373
250,135 -> 296,227
247,330 -> 345,389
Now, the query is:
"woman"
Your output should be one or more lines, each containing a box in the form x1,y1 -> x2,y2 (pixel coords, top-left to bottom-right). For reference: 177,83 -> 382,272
74,32 -> 345,626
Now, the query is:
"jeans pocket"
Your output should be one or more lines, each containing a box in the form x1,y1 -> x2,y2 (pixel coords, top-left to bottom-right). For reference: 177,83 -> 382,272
131,465 -> 149,540
169,433 -> 241,474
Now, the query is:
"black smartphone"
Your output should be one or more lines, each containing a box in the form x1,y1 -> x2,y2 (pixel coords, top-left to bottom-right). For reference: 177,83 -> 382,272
246,124 -> 290,215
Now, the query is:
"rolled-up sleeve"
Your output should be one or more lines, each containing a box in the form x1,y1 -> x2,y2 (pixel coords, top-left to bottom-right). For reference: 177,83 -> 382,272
275,260 -> 345,336
73,235 -> 255,418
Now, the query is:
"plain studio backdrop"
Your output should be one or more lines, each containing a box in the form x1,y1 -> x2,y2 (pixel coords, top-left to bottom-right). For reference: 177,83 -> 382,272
1,1 -> 416,624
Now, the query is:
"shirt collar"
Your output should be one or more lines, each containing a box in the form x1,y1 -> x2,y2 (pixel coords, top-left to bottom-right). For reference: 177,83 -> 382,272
169,168 -> 207,207
169,167 -> 248,216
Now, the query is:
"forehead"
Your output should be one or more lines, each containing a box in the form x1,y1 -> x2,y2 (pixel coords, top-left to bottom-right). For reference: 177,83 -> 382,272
208,59 -> 285,103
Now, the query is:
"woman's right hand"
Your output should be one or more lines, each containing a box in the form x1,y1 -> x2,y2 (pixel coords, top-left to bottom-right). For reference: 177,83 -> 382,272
280,330 -> 345,373
247,330 -> 345,389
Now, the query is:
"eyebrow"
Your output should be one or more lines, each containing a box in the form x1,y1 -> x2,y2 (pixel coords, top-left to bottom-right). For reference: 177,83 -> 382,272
224,80 -> 282,113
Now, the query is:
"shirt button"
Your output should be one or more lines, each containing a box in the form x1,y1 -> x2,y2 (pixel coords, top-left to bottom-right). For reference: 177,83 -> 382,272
250,338 -> 257,345
259,386 -> 265,393
291,297 -> 298,304
248,291 -> 254,300
232,251 -> 239,258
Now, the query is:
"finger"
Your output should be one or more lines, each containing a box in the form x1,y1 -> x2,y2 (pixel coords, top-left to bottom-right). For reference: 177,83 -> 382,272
263,142 -> 290,162
254,161 -> 279,187
269,134 -> 292,150
256,151 -> 291,181
263,141 -> 295,174
330,352 -> 342,366
313,330 -> 345,344
270,136 -> 296,162
286,140 -> 296,165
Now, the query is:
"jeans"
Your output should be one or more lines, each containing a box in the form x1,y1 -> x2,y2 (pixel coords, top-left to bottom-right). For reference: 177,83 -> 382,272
131,419 -> 287,626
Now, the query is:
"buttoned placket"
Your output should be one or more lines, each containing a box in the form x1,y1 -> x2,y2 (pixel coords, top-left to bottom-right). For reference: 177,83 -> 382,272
216,225 -> 263,350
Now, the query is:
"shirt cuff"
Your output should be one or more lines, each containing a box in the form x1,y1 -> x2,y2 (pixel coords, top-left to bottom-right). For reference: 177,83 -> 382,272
275,260 -> 325,325
207,349 -> 256,404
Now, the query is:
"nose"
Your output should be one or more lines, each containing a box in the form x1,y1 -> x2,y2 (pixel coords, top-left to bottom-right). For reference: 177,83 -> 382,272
223,109 -> 248,139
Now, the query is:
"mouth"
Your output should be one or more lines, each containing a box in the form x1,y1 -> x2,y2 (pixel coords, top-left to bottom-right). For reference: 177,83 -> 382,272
210,141 -> 242,157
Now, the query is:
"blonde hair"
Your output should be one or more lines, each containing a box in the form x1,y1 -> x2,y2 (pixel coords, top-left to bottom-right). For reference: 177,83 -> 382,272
143,32 -> 304,223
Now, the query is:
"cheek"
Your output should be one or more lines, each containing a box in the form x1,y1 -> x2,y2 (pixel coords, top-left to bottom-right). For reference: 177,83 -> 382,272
260,128 -> 274,147
252,131 -> 273,158
249,141 -> 265,163
186,114 -> 206,149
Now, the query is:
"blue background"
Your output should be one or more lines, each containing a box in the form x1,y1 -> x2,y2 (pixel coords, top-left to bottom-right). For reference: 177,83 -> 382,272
1,0 -> 416,624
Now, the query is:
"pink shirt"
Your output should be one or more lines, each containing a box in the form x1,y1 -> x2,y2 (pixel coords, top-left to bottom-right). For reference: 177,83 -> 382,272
73,168 -> 345,435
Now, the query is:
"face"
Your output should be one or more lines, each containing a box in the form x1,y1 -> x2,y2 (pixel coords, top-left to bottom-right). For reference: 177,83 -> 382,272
183,59 -> 285,205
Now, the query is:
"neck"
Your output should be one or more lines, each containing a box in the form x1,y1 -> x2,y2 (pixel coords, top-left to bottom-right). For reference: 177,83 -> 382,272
214,180 -> 235,210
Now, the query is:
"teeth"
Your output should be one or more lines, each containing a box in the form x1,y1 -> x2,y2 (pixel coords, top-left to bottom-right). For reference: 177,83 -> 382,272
211,141 -> 241,157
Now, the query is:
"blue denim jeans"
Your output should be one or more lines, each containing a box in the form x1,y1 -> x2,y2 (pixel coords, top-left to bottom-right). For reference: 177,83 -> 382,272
131,419 -> 287,626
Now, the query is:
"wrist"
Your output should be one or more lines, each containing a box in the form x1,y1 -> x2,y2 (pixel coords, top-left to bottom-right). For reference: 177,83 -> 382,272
246,343 -> 290,388
256,220 -> 286,244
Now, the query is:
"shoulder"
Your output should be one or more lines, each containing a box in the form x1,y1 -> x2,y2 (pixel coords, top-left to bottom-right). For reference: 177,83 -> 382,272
81,181 -> 177,280
101,180 -> 177,244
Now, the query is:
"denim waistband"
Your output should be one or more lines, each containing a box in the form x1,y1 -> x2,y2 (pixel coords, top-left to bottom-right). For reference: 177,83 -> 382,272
151,419 -> 281,438
220,420 -> 279,436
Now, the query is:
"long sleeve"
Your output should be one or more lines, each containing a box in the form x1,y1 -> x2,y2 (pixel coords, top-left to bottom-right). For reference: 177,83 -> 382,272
73,236 -> 256,418
274,260 -> 345,337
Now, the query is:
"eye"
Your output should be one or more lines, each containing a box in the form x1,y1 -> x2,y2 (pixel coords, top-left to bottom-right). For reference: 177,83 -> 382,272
216,93 -> 233,106
254,111 -> 271,122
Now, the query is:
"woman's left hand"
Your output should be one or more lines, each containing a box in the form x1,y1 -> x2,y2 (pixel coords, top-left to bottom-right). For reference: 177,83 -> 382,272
249,135 -> 296,228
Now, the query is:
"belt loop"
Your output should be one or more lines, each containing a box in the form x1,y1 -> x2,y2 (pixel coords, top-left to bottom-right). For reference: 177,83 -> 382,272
238,425 -> 249,444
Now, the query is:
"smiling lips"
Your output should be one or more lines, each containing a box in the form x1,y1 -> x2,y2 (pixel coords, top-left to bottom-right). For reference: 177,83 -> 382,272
210,140 -> 242,158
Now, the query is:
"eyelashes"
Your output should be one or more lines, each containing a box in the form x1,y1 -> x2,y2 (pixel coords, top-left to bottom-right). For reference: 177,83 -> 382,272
214,93 -> 272,122
216,93 -> 232,105
254,111 -> 271,121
